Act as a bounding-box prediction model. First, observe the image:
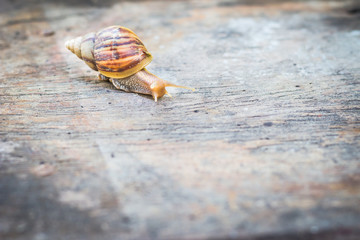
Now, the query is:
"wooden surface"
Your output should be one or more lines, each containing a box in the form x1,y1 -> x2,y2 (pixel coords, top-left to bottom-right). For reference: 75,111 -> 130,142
1,0 -> 360,239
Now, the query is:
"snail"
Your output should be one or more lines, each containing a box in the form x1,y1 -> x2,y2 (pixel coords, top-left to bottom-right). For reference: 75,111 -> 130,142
65,26 -> 194,101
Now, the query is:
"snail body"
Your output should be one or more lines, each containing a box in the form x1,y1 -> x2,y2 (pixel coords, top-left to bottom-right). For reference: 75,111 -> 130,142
65,26 -> 193,101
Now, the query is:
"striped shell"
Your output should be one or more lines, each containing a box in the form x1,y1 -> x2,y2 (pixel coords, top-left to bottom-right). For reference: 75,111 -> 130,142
65,26 -> 153,78
65,32 -> 98,71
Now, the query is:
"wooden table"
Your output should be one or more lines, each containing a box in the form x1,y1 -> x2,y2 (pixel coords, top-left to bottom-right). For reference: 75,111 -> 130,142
1,0 -> 359,239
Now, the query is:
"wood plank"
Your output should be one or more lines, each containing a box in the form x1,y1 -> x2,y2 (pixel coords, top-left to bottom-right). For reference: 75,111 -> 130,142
1,0 -> 359,239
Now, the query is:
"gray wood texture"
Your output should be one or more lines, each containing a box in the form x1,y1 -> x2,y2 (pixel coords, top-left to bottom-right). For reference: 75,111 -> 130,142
1,0 -> 359,239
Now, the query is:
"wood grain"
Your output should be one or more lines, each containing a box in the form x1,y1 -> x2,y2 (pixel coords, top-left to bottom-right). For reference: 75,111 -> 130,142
0,0 -> 359,239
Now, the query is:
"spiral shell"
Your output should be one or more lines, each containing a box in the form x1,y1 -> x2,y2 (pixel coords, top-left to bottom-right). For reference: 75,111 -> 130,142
65,26 -> 152,78
65,32 -> 97,71
94,26 -> 153,78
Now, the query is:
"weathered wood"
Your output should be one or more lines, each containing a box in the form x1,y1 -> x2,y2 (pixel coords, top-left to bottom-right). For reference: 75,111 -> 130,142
0,0 -> 359,239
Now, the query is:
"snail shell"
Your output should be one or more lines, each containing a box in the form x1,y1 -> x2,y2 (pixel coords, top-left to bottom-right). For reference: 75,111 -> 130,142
65,26 -> 193,101
65,32 -> 98,71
